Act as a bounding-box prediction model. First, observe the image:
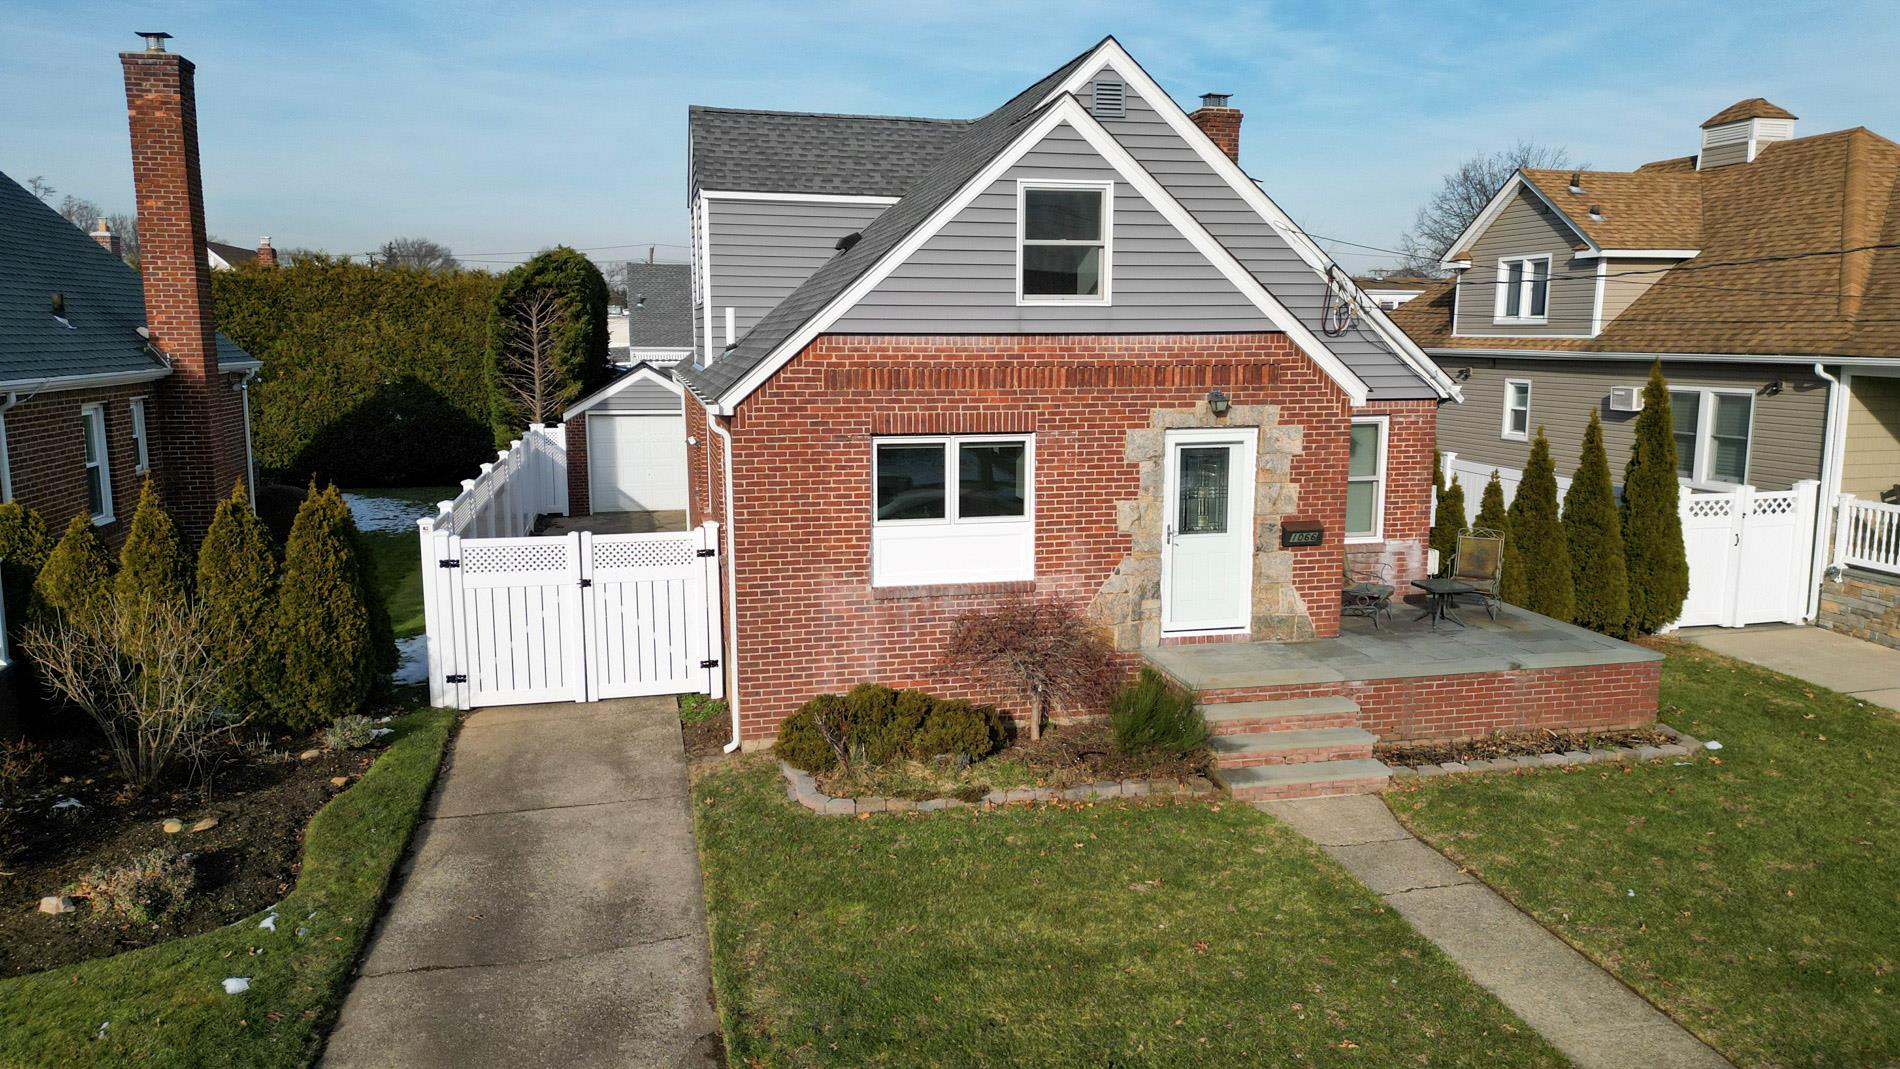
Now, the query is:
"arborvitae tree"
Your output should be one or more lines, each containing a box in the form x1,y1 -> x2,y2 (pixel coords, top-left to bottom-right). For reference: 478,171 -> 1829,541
1506,430 -> 1575,620
1624,361 -> 1690,633
273,485 -> 376,731
35,514 -> 113,635
1474,471 -> 1510,534
197,482 -> 280,717
1430,475 -> 1466,575
1563,410 -> 1631,634
1478,472 -> 1527,604
0,503 -> 54,631
115,479 -> 192,611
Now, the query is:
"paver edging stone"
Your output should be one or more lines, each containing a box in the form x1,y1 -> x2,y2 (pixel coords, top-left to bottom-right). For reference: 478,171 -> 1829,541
1385,722 -> 1709,780
779,762 -> 1221,816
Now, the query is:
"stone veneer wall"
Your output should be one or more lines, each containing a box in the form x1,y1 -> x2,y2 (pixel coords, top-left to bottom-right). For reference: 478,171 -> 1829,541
1817,568 -> 1900,651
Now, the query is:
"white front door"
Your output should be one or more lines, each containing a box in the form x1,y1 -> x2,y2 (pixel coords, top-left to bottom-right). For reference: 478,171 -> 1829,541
1162,430 -> 1255,632
588,414 -> 688,513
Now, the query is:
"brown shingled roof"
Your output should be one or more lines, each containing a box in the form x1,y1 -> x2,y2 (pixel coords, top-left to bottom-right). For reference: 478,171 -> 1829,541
1392,126 -> 1900,360
1702,98 -> 1798,128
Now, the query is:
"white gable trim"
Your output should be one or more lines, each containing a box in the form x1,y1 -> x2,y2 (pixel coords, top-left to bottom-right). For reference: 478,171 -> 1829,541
700,189 -> 900,206
566,363 -> 684,418
1440,172 -> 1599,269
714,96 -> 1371,412
1050,40 -> 1459,402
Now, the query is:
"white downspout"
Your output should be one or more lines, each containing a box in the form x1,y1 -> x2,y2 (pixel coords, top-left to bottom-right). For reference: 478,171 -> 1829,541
235,368 -> 259,506
1807,362 -> 1847,621
708,415 -> 742,753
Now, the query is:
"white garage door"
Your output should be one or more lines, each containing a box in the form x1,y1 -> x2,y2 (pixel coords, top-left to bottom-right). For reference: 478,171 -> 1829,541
589,414 -> 688,513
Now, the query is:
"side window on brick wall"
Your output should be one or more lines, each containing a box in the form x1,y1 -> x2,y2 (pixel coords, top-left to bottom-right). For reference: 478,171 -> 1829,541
871,434 -> 1034,587
81,403 -> 115,523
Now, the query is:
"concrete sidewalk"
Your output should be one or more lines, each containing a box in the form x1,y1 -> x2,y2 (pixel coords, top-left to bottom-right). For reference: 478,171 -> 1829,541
321,697 -> 721,1069
1262,795 -> 1733,1069
1677,624 -> 1900,711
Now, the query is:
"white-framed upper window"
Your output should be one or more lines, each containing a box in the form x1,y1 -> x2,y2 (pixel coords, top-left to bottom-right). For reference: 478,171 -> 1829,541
1017,181 -> 1111,304
1501,379 -> 1532,441
80,403 -> 114,524
872,434 -> 1034,587
1494,255 -> 1550,322
1670,387 -> 1753,488
1346,416 -> 1387,542
130,397 -> 150,474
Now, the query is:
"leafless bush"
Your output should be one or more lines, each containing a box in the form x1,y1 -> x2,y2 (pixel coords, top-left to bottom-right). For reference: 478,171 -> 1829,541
941,596 -> 1122,740
0,739 -> 44,863
499,288 -> 577,427
73,845 -> 197,923
22,595 -> 237,789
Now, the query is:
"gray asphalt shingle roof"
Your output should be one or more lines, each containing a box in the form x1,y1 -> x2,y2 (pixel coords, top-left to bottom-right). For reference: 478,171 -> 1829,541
689,108 -> 971,197
624,262 -> 693,348
0,169 -> 254,387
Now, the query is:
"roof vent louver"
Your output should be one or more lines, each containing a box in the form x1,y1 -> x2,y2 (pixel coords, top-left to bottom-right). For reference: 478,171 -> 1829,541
1588,204 -> 1604,221
834,231 -> 862,254
1568,173 -> 1583,194
1091,80 -> 1126,119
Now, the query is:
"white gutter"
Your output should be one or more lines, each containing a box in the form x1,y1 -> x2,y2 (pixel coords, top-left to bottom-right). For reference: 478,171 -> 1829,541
708,416 -> 743,753
1808,362 -> 1850,620
0,366 -> 170,393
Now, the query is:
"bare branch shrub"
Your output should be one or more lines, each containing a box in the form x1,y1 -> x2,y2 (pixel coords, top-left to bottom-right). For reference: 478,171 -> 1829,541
22,595 -> 237,789
498,288 -> 575,427
941,596 -> 1122,740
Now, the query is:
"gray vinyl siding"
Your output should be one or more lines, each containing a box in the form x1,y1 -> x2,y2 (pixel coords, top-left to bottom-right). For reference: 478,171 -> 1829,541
835,123 -> 1270,332
1434,357 -> 1826,491
706,197 -> 888,344
1451,190 -> 1597,338
1096,86 -> 1435,399
592,377 -> 683,413
1598,257 -> 1671,326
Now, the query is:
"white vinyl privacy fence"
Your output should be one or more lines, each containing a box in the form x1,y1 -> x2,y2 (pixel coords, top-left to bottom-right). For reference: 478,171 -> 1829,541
417,424 -> 724,710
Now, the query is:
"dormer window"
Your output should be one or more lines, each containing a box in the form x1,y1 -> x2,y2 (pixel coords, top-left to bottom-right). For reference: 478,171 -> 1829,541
1018,182 -> 1111,304
1494,255 -> 1550,323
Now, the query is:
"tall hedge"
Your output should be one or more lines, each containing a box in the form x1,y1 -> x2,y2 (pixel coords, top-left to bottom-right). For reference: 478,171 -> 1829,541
115,479 -> 192,611
272,485 -> 378,731
1624,361 -> 1690,633
212,257 -> 500,486
483,247 -> 610,447
1430,475 -> 1466,575
198,482 -> 280,717
1564,410 -> 1630,634
1506,430 -> 1575,620
35,514 -> 113,635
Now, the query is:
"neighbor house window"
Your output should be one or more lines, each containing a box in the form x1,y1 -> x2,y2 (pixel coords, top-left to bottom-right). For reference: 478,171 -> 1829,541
1501,379 -> 1532,441
1670,388 -> 1752,487
81,403 -> 113,523
1019,183 -> 1110,303
130,398 -> 150,474
1346,417 -> 1387,541
872,434 -> 1034,586
1494,255 -> 1550,322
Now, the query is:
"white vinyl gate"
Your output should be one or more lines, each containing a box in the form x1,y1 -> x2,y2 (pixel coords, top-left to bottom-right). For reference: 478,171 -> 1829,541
419,523 -> 723,710
1675,482 -> 1818,629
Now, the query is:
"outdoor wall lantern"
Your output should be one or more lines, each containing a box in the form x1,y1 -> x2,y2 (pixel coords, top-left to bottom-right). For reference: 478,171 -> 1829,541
1206,388 -> 1231,418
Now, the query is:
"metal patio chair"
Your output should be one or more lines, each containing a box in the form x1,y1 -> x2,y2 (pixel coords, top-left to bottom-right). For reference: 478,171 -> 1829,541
1449,528 -> 1505,620
1342,559 -> 1395,629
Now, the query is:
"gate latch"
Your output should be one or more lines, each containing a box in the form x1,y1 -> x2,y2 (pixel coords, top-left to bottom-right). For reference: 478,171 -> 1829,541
445,674 -> 467,684
696,548 -> 717,558
439,558 -> 461,569
699,659 -> 720,669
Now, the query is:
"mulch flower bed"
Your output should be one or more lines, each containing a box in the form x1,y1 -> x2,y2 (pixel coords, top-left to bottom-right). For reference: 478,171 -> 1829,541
0,732 -> 384,979
1376,726 -> 1676,769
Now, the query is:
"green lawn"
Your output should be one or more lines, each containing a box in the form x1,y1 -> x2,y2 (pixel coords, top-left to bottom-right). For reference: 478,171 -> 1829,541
0,707 -> 454,1068
357,530 -> 425,639
694,761 -> 1564,1068
1391,643 -> 1900,1068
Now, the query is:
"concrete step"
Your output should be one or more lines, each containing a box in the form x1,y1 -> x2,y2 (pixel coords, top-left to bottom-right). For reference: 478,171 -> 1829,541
1210,726 -> 1376,768
1200,695 -> 1361,736
1218,758 -> 1391,801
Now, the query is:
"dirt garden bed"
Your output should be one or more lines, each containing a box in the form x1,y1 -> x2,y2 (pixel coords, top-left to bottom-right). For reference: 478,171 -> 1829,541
1376,726 -> 1676,769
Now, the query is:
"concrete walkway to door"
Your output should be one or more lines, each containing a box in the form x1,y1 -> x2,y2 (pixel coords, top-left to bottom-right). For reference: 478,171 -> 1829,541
1678,624 -> 1900,711
320,697 -> 721,1069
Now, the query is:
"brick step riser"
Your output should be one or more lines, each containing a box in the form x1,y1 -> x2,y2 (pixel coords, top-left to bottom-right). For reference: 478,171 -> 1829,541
1209,714 -> 1360,736
1229,776 -> 1389,801
1216,744 -> 1375,769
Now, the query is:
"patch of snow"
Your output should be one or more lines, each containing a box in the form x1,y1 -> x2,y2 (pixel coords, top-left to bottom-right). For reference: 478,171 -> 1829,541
51,797 -> 84,811
258,913 -> 278,932
369,728 -> 394,739
95,1021 -> 109,1040
1704,740 -> 1723,750
393,636 -> 428,685
222,977 -> 251,995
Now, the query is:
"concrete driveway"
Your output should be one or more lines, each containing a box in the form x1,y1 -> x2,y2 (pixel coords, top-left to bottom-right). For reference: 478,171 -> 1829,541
320,697 -> 721,1069
1678,624 -> 1900,711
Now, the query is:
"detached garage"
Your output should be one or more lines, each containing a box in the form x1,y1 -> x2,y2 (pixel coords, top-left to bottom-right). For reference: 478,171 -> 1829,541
566,364 -> 689,516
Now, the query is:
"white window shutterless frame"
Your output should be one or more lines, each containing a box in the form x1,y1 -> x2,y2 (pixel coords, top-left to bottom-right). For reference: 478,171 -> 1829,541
1670,387 -> 1754,488
1501,379 -> 1531,441
1161,428 -> 1255,633
1017,181 -> 1112,305
80,403 -> 113,523
871,434 -> 1034,587
1494,255 -> 1550,322
130,398 -> 150,473
1346,417 -> 1388,542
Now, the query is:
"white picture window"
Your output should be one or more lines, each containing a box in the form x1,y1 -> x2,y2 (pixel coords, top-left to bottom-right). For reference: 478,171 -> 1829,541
1346,417 -> 1387,542
872,434 -> 1034,586
1018,182 -> 1110,304
81,403 -> 114,523
130,398 -> 150,474
1670,388 -> 1753,487
1494,255 -> 1550,322
1501,379 -> 1532,441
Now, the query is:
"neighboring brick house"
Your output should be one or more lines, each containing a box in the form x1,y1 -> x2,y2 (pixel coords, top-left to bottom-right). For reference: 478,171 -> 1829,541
565,37 -> 1478,749
1393,98 -> 1900,647
1,33 -> 257,552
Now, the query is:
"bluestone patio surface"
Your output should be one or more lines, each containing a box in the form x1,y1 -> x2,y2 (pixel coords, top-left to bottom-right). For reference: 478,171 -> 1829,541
1678,622 -> 1900,711
1262,795 -> 1734,1069
320,697 -> 720,1069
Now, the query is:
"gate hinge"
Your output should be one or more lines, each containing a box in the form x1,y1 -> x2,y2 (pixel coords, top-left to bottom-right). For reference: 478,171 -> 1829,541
699,659 -> 721,669
439,558 -> 461,569
696,548 -> 717,558
445,674 -> 467,683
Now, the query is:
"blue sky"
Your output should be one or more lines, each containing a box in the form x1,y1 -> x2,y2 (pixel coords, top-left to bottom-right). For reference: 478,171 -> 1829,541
5,0 -> 1894,273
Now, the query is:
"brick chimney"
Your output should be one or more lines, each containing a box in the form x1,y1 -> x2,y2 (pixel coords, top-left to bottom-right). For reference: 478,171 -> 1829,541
121,31 -> 239,538
90,218 -> 121,258
1189,92 -> 1242,163
255,236 -> 277,268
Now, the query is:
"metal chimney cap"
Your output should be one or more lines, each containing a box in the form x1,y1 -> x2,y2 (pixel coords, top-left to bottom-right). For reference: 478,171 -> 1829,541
1199,92 -> 1233,109
137,31 -> 173,51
